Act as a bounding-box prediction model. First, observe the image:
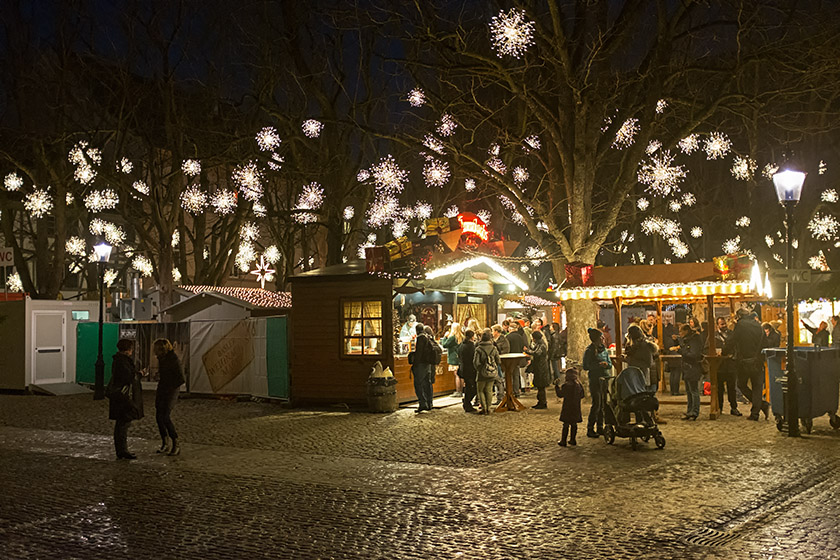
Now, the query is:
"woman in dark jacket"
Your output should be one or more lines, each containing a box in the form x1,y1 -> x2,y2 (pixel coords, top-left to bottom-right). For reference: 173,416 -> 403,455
524,330 -> 551,409
109,338 -> 144,460
154,338 -> 185,456
557,368 -> 585,446
671,324 -> 703,420
548,322 -> 565,381
458,330 -> 477,413
625,325 -> 658,390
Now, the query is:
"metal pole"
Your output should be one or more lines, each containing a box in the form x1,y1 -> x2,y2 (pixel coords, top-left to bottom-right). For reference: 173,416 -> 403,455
93,262 -> 105,400
785,202 -> 800,437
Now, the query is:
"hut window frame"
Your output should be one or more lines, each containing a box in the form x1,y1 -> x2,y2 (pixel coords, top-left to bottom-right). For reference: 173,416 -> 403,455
340,298 -> 384,357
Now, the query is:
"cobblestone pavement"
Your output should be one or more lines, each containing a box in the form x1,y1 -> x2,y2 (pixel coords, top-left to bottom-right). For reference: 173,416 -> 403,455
1,391 -> 839,558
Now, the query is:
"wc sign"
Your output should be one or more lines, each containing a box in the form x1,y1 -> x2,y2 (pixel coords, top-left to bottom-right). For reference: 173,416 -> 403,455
0,247 -> 13,267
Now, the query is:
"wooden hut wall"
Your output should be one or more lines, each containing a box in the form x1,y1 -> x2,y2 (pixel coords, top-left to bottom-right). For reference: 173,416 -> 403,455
290,275 -> 393,404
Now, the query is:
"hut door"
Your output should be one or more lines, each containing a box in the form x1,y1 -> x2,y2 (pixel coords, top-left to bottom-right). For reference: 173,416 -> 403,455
32,311 -> 67,383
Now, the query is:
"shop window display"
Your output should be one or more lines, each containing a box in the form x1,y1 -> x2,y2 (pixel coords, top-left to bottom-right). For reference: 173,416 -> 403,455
342,300 -> 383,356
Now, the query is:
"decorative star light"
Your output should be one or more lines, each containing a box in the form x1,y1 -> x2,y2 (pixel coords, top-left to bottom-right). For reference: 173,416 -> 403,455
4,172 -> 23,191
371,155 -> 409,193
182,159 -> 201,177
132,180 -> 149,195
731,156 -> 757,181
250,255 -> 276,289
681,192 -> 696,207
235,241 -> 256,272
512,166 -> 529,184
239,221 -> 259,242
637,150 -> 687,196
232,161 -> 264,201
612,118 -> 639,149
808,213 -> 839,241
25,189 -> 53,218
180,185 -> 208,214
423,158 -> 450,187
301,119 -> 323,138
722,236 -> 741,254
264,245 -> 281,264
391,219 -> 409,239
132,255 -> 154,277
444,205 -> 459,218
414,201 -> 433,220
703,132 -> 731,160
74,164 -> 96,185
84,189 -> 119,212
641,216 -> 681,238
656,99 -> 668,114
118,158 -> 133,173
437,114 -> 457,137
523,135 -> 540,151
465,178 -> 476,191
343,206 -> 355,220
367,194 -> 399,228
646,140 -> 662,155
670,238 -> 689,258
294,182 -> 324,224
821,189 -> 838,203
637,197 -> 650,211
423,134 -> 446,155
7,271 -> 23,293
356,169 -> 371,182
253,201 -> 267,218
489,8 -> 535,59
211,189 -> 237,215
66,237 -> 86,257
735,216 -> 751,227
407,88 -> 426,107
678,134 -> 699,155
256,127 -> 281,151
691,226 -> 703,238
669,200 -> 682,213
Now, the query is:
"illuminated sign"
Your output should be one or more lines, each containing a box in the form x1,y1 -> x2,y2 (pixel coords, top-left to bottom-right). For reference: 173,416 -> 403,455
457,213 -> 489,241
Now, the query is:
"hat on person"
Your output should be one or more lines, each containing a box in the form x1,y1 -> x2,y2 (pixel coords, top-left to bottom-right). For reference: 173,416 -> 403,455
588,328 -> 603,342
736,308 -> 750,318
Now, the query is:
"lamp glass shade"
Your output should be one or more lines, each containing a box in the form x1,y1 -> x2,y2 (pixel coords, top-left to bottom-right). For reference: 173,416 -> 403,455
93,242 -> 112,263
772,169 -> 806,203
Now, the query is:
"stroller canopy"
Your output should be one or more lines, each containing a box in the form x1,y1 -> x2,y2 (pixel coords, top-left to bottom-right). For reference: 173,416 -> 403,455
612,367 -> 650,403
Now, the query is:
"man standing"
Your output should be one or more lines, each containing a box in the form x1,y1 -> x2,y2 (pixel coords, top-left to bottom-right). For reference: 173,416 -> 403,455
715,317 -> 740,416
491,325 -> 510,403
583,328 -> 612,437
412,324 -> 435,413
458,330 -> 477,413
831,316 -> 840,348
725,309 -> 768,421
506,322 -> 527,396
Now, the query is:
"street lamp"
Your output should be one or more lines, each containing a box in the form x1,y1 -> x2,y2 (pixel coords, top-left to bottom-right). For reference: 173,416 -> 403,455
92,241 -> 112,400
772,169 -> 806,437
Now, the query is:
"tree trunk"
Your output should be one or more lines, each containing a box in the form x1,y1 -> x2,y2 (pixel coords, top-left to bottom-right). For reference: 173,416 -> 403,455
553,261 -> 599,364
157,243 -> 175,318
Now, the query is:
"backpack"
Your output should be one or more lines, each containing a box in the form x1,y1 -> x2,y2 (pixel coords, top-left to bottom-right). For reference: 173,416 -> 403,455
432,339 -> 443,364
474,346 -> 498,380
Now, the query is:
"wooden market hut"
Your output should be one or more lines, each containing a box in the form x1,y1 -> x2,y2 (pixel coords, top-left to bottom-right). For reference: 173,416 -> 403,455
554,261 -> 769,419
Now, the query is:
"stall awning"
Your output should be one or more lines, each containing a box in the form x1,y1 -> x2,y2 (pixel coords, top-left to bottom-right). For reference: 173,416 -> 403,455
554,280 -> 756,302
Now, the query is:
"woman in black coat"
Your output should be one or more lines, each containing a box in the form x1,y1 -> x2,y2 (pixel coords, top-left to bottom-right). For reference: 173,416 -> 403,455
109,338 -> 144,460
154,338 -> 186,456
524,330 -> 551,409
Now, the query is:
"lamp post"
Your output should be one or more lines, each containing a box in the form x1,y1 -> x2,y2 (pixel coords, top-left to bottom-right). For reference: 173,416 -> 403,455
92,241 -> 112,400
772,169 -> 806,437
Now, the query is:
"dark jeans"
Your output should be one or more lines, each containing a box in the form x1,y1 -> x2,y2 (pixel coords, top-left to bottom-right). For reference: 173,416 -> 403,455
685,377 -> 700,418
717,360 -> 739,411
462,375 -> 477,411
669,365 -> 682,395
587,380 -> 604,433
737,358 -> 766,418
155,387 -> 180,441
114,419 -> 132,456
551,359 -> 562,381
536,386 -> 547,406
561,422 -> 578,444
412,363 -> 433,410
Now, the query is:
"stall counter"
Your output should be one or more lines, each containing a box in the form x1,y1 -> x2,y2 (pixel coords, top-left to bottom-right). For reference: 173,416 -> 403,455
393,351 -> 456,403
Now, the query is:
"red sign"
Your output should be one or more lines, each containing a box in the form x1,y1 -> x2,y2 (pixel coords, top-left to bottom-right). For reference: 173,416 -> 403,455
457,213 -> 489,242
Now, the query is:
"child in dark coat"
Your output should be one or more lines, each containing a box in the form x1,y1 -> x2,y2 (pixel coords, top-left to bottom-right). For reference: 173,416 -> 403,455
557,368 -> 585,447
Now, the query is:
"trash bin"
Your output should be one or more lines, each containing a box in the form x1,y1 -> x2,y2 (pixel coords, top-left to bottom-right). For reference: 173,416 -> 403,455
764,347 -> 840,433
367,376 -> 398,412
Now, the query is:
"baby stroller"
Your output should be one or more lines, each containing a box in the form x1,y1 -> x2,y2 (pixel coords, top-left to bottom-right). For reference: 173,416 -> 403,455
599,366 -> 666,450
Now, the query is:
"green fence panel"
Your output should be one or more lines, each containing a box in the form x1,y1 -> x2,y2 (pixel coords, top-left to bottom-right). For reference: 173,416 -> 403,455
266,316 -> 289,398
76,322 -> 120,383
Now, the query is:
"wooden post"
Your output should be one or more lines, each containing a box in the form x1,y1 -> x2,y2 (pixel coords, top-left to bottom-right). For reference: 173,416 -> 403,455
707,294 -> 720,420
612,297 -> 623,371
656,300 -> 665,392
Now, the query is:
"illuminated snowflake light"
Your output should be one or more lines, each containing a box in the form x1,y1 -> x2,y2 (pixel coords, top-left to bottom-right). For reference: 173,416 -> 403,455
104,223 -> 126,246
267,152 -> 284,171
488,144 -> 501,157
84,189 -> 119,212
762,163 -> 779,179
731,156 -> 757,181
821,189 -> 838,203
808,252 -> 829,271
489,8 -> 535,59
367,195 -> 399,228
118,158 -> 133,174
294,182 -> 324,224
74,164 -> 96,185
520,264 -> 529,273
66,237 -> 86,257
641,216 -> 680,238
132,255 -> 154,277
703,132 -> 731,160
211,189 -> 237,215
182,159 -> 201,177
356,169 -> 370,182
486,157 -> 506,175
678,134 -> 699,155
465,178 -> 476,191
7,272 -> 23,293
423,135 -> 445,155
264,245 -> 282,264
722,236 -> 741,254
235,242 -> 256,272
253,201 -> 267,218
793,239 -> 799,249
681,192 -> 696,207
414,201 -> 433,220
4,172 -> 23,191
180,185 -> 208,214
670,238 -> 689,258
232,161 -> 264,201
773,253 -> 784,264
423,158 -> 450,187
171,231 -> 180,248
301,119 -> 323,138
133,180 -> 149,195
523,135 -> 540,151
765,235 -> 774,248
476,209 -> 491,224
637,197 -> 650,211
637,150 -> 687,196
646,140 -> 662,155
525,246 -> 547,265
512,166 -> 529,184
103,269 -> 118,286
68,142 -> 87,165
256,127 -> 281,151
66,193 -> 74,205
407,88 -> 426,107
437,114 -> 457,137
239,221 -> 259,242
820,160 -> 827,175
391,219 -> 409,239
656,99 -> 668,114
669,200 -> 682,213
371,155 -> 408,193
343,206 -> 355,220
172,268 -> 182,283
444,205 -> 459,218
690,227 -> 703,238
25,189 -> 53,218
735,216 -> 751,227
536,221 -> 548,232
612,118 -> 639,149
807,213 -> 839,241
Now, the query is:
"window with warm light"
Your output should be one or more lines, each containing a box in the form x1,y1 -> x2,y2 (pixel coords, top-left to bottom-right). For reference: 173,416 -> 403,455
342,300 -> 383,356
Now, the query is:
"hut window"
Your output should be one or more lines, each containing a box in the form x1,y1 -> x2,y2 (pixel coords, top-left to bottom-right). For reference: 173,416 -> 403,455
342,299 -> 383,356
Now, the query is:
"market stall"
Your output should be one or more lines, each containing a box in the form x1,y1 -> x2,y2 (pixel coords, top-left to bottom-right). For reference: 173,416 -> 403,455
554,257 -> 770,419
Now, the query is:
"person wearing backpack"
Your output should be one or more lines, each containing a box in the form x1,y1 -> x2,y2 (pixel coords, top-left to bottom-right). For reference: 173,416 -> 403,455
473,331 -> 502,415
412,324 -> 437,413
458,330 -> 478,413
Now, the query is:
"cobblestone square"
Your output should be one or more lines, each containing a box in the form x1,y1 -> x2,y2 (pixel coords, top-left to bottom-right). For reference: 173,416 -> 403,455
1,391 -> 839,559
